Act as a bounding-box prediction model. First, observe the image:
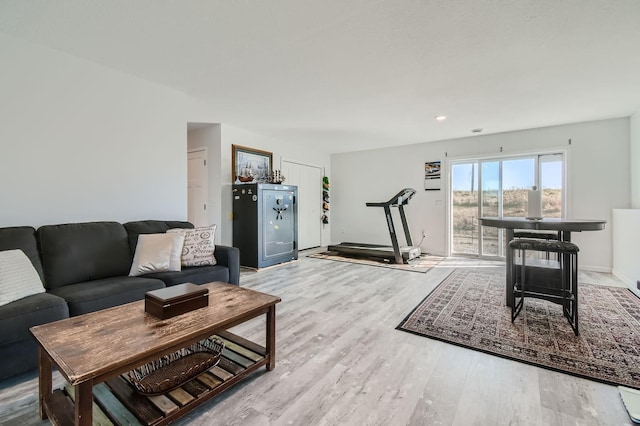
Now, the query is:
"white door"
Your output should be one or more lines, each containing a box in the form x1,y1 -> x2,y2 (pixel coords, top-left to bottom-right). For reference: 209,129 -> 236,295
281,160 -> 322,250
187,150 -> 208,227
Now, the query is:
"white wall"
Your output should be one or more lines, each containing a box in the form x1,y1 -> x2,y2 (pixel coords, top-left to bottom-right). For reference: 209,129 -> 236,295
0,33 -> 190,227
0,31 -> 331,245
332,118 -> 630,272
631,111 -> 640,208
612,209 -> 640,297
187,124 -> 222,242
612,110 -> 639,295
2,30 -> 633,277
219,125 -> 331,247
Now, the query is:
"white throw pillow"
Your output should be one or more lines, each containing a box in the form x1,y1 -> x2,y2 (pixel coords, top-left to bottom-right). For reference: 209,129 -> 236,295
0,249 -> 46,307
167,225 -> 217,267
129,233 -> 185,277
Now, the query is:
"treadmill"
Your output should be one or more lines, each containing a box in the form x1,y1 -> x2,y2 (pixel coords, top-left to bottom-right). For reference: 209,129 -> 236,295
328,188 -> 422,264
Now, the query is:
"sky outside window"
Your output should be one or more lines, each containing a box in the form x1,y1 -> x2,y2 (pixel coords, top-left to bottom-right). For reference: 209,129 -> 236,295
452,157 -> 561,190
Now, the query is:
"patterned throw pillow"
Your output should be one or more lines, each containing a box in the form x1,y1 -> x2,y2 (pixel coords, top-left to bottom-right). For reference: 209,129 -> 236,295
167,225 -> 217,267
0,249 -> 45,307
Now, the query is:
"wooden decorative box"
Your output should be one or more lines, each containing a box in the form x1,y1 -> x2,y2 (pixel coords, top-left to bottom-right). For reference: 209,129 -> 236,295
145,283 -> 209,320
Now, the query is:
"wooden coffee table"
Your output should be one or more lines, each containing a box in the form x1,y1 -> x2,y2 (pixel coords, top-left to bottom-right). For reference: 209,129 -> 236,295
30,282 -> 281,425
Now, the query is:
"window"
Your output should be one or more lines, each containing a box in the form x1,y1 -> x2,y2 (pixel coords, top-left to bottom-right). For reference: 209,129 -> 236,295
451,152 -> 564,257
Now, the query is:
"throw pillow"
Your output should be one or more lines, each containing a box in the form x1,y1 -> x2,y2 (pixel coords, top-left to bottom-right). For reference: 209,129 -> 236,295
129,233 -> 185,277
0,249 -> 46,307
167,225 -> 217,267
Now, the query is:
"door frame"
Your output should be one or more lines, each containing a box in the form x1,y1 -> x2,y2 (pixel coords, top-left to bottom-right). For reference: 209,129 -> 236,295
280,158 -> 324,250
187,147 -> 209,227
445,147 -> 569,258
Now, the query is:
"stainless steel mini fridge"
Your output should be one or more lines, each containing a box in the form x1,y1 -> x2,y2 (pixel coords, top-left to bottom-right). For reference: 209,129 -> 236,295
232,183 -> 298,268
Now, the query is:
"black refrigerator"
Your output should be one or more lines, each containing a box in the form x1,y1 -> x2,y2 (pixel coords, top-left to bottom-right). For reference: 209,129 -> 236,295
232,183 -> 298,268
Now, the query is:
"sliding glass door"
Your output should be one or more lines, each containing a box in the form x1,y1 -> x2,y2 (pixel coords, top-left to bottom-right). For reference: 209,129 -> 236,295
451,153 -> 564,258
451,163 -> 478,254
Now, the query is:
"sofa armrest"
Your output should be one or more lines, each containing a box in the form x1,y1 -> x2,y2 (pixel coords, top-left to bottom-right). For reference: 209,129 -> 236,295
214,245 -> 240,285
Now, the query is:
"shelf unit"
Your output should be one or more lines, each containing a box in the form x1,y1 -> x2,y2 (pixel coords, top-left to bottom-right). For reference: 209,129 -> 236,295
43,331 -> 266,426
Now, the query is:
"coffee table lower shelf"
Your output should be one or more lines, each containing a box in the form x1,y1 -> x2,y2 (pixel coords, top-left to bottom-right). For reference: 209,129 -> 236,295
43,331 -> 267,426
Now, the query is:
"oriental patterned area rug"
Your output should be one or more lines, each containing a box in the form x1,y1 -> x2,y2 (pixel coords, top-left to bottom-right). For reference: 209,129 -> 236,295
397,268 -> 640,389
308,252 -> 444,273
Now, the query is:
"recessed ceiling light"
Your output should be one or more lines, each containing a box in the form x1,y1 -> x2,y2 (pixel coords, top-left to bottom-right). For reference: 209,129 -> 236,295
434,115 -> 447,122
471,128 -> 483,133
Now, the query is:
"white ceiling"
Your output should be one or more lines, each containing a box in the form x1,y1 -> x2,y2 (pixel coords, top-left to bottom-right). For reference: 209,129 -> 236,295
1,1 -> 639,153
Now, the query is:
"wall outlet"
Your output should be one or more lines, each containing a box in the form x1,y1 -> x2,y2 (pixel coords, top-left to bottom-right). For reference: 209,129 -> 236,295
637,280 -> 640,290
422,230 -> 426,238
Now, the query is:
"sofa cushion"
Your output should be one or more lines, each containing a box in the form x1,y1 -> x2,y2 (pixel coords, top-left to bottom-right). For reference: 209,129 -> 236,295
143,265 -> 230,287
38,222 -> 132,289
0,249 -> 46,307
0,226 -> 44,282
48,276 -> 165,316
0,291 -> 69,380
123,220 -> 193,254
0,339 -> 41,380
0,292 -> 69,345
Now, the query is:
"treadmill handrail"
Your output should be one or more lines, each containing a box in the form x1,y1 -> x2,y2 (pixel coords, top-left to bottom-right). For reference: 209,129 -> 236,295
365,188 -> 417,207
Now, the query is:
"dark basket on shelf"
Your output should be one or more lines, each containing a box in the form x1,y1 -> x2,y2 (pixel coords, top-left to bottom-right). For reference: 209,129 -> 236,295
129,337 -> 224,395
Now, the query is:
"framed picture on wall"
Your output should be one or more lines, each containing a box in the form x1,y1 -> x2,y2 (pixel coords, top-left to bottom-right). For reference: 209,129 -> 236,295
424,161 -> 441,190
232,145 -> 273,184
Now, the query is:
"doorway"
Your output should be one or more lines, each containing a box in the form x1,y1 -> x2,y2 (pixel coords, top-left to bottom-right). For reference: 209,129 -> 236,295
187,149 -> 208,227
450,152 -> 565,258
280,160 -> 322,250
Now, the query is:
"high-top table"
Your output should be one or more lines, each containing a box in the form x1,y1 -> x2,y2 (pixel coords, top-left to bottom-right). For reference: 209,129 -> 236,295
479,217 -> 606,306
30,282 -> 281,426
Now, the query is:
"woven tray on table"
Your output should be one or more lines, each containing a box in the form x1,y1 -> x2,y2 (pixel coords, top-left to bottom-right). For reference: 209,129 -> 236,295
129,337 -> 224,395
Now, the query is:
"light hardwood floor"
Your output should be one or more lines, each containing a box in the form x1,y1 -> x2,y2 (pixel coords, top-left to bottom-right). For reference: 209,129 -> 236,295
0,253 -> 633,425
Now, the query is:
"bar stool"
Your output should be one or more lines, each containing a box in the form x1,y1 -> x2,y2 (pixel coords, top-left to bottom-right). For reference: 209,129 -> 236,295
509,238 -> 580,336
513,231 -> 560,260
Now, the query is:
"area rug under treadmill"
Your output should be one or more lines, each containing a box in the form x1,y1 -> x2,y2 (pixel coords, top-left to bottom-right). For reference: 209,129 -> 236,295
397,268 -> 640,389
308,251 -> 444,273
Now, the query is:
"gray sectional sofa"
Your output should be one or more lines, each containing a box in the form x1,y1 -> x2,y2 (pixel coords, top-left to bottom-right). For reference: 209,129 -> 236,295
0,220 -> 240,380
